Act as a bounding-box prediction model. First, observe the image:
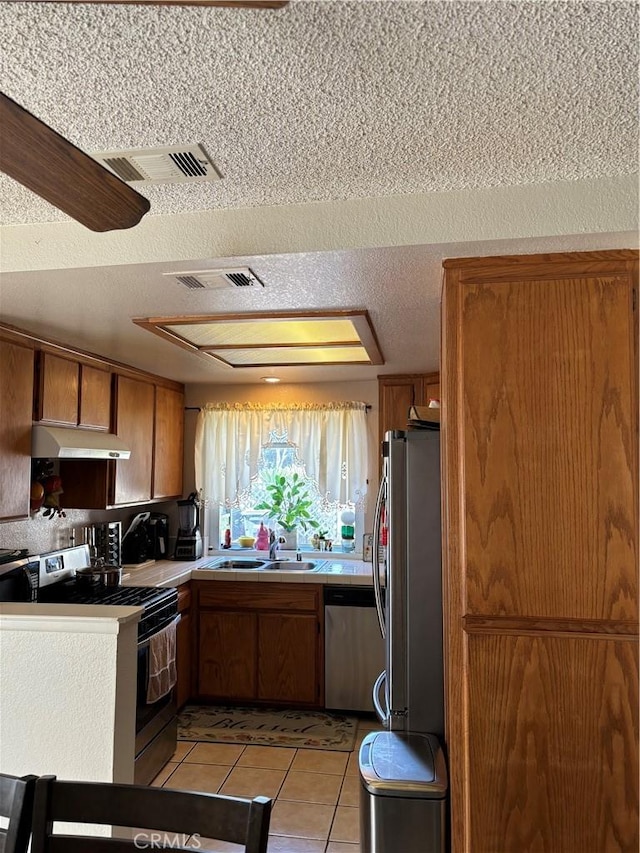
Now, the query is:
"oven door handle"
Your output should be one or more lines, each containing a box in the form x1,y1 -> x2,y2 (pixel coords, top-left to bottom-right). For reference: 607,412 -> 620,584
137,613 -> 180,651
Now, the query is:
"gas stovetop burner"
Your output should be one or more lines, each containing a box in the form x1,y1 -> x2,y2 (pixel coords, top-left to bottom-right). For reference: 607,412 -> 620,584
38,579 -> 178,643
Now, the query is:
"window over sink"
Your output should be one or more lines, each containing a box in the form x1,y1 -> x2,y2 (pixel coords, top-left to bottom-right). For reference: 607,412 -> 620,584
194,402 -> 369,553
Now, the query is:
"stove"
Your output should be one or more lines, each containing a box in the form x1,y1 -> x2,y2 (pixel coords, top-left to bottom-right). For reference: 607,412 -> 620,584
31,544 -> 180,784
38,579 -> 178,643
34,544 -> 178,642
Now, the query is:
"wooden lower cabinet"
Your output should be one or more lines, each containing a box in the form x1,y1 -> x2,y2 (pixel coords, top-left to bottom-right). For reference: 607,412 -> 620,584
257,612 -> 319,704
176,584 -> 193,709
465,631 -> 638,852
195,581 -> 323,707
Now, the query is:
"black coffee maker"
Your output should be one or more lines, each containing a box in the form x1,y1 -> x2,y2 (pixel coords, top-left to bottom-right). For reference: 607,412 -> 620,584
145,513 -> 170,560
174,493 -> 203,560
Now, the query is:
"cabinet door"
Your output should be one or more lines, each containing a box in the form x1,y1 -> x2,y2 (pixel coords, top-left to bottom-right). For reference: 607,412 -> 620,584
37,352 -> 79,425
257,612 -> 319,705
378,375 -> 423,440
78,364 -> 111,430
112,375 -> 155,505
153,385 -> 184,499
0,341 -> 34,521
198,610 -> 257,699
176,610 -> 192,709
443,250 -> 639,852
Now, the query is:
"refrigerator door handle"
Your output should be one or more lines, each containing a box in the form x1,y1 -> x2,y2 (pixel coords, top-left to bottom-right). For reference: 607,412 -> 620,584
372,669 -> 389,726
372,470 -> 386,638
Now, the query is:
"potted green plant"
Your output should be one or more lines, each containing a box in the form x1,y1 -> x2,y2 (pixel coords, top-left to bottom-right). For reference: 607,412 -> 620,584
255,472 -> 319,550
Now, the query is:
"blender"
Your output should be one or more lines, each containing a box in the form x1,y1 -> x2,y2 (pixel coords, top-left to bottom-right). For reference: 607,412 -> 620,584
174,492 -> 203,560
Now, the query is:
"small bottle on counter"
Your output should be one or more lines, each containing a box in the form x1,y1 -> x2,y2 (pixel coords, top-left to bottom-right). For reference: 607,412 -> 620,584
223,528 -> 231,549
255,522 -> 269,551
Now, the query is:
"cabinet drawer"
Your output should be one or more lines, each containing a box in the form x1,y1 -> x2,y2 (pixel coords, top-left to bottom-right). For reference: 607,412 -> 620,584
197,581 -> 321,612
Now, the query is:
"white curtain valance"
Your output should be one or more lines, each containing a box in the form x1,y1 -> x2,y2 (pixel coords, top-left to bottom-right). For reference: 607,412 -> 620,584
195,402 -> 369,507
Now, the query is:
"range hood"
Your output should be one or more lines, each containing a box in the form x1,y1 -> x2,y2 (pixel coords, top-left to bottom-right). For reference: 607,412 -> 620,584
32,425 -> 131,460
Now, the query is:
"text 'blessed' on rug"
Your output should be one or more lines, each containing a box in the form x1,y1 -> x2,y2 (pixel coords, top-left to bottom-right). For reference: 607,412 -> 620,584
178,705 -> 358,751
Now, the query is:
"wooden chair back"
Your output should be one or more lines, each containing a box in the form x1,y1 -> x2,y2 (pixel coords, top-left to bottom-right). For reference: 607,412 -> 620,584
0,773 -> 37,853
31,775 -> 271,853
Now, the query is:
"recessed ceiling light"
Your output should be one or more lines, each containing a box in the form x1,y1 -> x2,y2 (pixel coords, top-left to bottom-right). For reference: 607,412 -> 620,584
132,310 -> 384,369
262,376 -> 281,384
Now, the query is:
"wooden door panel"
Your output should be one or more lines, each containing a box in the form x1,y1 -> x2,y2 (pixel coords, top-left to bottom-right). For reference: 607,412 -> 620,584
38,352 -> 79,425
78,364 -> 111,430
0,341 -> 34,520
112,375 -> 154,505
199,611 -> 257,699
459,276 -> 637,621
176,610 -> 192,709
258,613 -> 318,704
153,385 -> 184,499
464,632 -> 639,853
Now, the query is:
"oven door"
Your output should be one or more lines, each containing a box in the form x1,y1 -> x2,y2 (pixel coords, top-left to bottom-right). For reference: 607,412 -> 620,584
134,614 -> 180,785
0,559 -> 38,602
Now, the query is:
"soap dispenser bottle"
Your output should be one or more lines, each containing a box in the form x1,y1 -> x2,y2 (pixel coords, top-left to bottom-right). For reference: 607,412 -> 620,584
256,522 -> 269,551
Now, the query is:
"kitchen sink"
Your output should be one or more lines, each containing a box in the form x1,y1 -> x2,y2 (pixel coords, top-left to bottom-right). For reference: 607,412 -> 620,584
264,560 -> 325,572
199,559 -> 270,570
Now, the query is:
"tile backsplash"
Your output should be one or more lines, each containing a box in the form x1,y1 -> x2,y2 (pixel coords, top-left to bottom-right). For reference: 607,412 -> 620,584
1,502 -> 178,556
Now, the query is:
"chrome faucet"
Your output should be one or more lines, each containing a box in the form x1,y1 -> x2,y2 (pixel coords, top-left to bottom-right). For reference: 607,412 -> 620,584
268,532 -> 279,561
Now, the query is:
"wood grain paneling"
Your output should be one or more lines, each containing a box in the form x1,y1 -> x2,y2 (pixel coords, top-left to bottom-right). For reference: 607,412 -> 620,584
38,352 -> 79,425
258,613 -> 319,704
197,582 -> 319,612
78,364 -> 111,430
152,385 -> 184,499
466,633 -> 639,853
198,611 -> 257,699
0,341 -> 34,520
112,375 -> 155,505
176,610 -> 192,709
442,250 -> 639,853
459,276 -> 636,622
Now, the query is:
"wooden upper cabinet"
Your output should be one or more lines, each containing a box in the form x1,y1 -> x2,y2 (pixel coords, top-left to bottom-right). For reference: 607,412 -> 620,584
0,340 -> 34,521
78,364 -> 111,430
378,372 -> 440,447
448,259 -> 637,623
36,352 -> 111,430
111,375 -> 155,505
36,352 -> 79,426
153,385 -> 184,499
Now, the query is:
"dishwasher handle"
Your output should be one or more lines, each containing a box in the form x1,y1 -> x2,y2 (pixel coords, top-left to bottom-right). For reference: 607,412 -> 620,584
323,586 -> 376,607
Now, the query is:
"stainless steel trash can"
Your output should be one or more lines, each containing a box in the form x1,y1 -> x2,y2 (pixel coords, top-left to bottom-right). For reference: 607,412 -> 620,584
359,731 -> 447,853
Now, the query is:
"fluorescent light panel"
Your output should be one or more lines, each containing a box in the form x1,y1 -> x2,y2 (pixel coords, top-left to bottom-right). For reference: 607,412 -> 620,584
133,310 -> 384,368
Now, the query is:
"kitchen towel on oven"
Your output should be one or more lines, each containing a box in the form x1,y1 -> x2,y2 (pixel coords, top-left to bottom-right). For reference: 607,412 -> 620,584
146,618 -> 177,703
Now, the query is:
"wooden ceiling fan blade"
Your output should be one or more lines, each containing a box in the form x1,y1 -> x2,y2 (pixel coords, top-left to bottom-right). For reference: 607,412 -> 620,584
23,1 -> 289,7
0,92 -> 151,232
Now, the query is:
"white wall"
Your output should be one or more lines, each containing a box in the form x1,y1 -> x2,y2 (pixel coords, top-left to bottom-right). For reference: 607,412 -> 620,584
0,606 -> 138,783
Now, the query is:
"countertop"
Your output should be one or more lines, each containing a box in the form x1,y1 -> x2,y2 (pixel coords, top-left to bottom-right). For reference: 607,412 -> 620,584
122,550 -> 375,589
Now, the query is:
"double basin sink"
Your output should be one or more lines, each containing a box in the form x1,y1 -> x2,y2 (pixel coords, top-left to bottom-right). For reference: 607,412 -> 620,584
198,557 -> 327,573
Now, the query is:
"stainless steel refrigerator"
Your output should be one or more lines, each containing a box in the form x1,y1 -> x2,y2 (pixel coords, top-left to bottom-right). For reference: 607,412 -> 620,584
359,428 -> 448,853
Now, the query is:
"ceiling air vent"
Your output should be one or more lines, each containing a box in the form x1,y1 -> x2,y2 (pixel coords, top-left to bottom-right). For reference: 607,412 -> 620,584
91,144 -> 222,185
165,268 -> 265,290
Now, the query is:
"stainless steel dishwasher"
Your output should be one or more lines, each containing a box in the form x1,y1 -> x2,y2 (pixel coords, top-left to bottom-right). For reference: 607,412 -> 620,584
324,585 -> 385,712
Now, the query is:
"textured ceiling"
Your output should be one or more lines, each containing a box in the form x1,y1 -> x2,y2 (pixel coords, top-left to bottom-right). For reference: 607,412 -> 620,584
0,0 -> 638,387
1,0 -> 637,225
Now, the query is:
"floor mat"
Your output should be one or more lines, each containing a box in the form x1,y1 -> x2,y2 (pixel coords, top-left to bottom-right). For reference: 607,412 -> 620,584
178,705 -> 358,751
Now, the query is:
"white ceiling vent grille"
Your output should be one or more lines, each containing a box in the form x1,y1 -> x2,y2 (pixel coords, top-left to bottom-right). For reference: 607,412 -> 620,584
165,267 -> 265,290
91,144 -> 222,185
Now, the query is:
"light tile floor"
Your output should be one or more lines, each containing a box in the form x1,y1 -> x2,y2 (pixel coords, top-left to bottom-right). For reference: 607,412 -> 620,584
151,715 -> 383,853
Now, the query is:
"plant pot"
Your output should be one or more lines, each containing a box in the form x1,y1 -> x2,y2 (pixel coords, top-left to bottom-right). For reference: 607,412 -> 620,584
278,529 -> 298,551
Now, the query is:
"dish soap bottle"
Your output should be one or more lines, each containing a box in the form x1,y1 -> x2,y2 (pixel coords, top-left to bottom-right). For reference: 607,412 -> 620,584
255,522 -> 269,551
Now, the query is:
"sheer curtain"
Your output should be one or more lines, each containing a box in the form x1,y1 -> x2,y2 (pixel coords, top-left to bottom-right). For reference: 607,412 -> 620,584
194,401 -> 369,508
